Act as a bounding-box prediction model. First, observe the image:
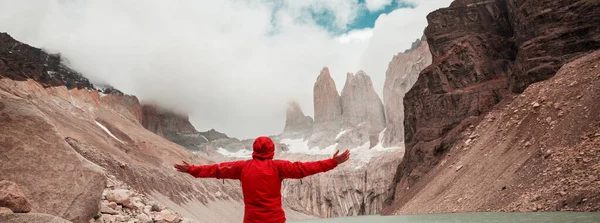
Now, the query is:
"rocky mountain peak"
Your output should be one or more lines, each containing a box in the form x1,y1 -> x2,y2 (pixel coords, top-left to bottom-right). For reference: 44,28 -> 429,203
341,70 -> 385,131
0,32 -> 93,90
283,101 -> 313,135
313,66 -> 342,127
382,37 -> 432,147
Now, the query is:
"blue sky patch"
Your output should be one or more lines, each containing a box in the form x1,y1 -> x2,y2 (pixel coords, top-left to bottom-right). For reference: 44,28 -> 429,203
348,0 -> 416,30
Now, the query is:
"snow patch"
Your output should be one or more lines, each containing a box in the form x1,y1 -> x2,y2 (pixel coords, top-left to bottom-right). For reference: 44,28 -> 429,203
378,128 -> 386,143
335,129 -> 349,140
95,121 -> 124,144
279,138 -> 334,155
199,134 -> 209,142
216,147 -> 252,158
279,137 -> 399,162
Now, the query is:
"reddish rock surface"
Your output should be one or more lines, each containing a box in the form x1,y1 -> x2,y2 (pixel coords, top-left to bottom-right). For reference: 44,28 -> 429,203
0,83 -> 106,222
0,181 -> 32,213
0,213 -> 71,223
385,0 -> 600,212
385,49 -> 600,214
391,0 -> 515,205
507,0 -> 600,92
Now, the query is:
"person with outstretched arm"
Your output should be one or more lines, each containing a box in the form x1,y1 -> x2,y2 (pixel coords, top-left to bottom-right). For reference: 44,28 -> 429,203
174,136 -> 350,223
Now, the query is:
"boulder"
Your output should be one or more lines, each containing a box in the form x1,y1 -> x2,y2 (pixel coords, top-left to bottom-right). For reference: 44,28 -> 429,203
0,207 -> 13,215
100,203 -> 119,215
0,180 -> 31,213
106,189 -> 131,205
0,213 -> 71,223
154,210 -> 180,223
136,213 -> 151,223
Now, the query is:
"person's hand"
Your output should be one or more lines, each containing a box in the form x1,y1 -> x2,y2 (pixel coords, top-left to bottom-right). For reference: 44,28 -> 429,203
332,150 -> 350,164
174,161 -> 191,173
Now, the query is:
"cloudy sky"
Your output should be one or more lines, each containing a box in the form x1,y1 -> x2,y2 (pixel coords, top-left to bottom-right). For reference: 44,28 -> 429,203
0,0 -> 451,139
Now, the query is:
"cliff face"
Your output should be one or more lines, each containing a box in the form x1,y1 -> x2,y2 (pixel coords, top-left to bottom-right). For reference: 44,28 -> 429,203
385,0 -> 600,213
141,104 -> 208,151
341,71 -> 385,131
395,0 -> 514,200
313,67 -> 342,129
280,150 -> 402,218
306,68 -> 388,149
506,0 -> 600,92
387,49 -> 600,214
382,38 -> 432,147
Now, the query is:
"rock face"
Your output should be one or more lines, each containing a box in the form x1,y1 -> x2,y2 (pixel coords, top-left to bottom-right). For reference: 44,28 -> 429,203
0,33 -> 93,89
0,213 -> 72,223
307,67 -> 343,149
141,104 -> 208,151
393,0 -> 514,200
341,71 -> 385,131
337,71 -> 385,148
0,181 -> 32,213
0,88 -> 107,222
283,101 -> 313,136
386,49 -> 600,214
200,129 -> 229,141
385,0 -> 600,213
507,0 -> 600,92
313,67 -> 342,129
280,150 -> 403,217
382,37 -> 432,147
306,68 -> 388,149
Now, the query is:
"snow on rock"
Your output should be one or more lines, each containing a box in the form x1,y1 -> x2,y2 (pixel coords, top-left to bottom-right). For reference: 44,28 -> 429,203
279,129 -> 401,166
95,121 -> 124,144
335,129 -> 349,140
216,147 -> 252,158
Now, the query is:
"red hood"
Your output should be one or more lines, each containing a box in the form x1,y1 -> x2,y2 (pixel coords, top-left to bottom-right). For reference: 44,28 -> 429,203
252,136 -> 275,160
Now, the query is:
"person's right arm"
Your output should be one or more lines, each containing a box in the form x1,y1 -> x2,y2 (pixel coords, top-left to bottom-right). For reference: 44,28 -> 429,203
275,150 -> 350,179
175,160 -> 246,179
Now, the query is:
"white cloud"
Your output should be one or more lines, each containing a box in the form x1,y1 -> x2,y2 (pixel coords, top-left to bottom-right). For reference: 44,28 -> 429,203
365,0 -> 394,12
0,0 -> 451,139
338,28 -> 373,44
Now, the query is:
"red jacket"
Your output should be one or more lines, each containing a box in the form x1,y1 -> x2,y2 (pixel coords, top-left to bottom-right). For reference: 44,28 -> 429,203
187,136 -> 339,223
